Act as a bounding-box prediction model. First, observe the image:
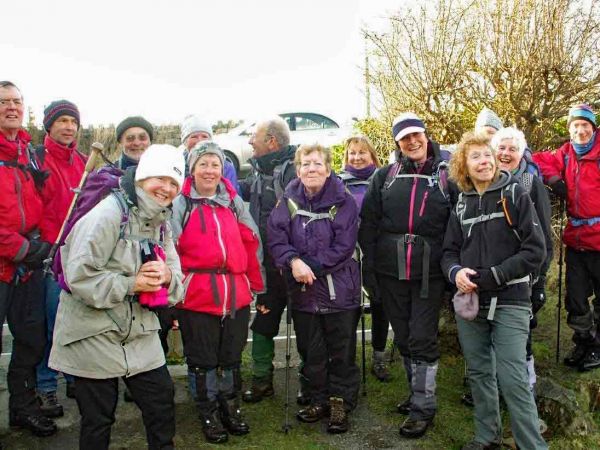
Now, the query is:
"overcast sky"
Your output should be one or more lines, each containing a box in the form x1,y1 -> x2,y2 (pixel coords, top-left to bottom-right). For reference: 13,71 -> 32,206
3,0 -> 404,127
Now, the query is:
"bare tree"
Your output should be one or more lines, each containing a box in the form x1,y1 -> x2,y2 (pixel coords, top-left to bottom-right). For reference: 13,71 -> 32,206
364,0 -> 600,150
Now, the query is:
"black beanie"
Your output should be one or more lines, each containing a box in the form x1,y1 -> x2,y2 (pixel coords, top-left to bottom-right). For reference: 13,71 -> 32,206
43,100 -> 80,131
116,116 -> 154,142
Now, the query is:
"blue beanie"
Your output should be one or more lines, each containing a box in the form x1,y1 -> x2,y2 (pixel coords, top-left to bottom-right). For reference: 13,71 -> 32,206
568,104 -> 596,128
392,113 -> 426,141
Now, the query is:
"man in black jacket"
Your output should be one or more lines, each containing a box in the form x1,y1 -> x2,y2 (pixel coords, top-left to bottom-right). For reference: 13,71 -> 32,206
239,117 -> 299,403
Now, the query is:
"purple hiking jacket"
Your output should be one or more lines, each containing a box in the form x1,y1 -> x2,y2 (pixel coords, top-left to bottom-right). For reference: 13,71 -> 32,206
267,175 -> 360,313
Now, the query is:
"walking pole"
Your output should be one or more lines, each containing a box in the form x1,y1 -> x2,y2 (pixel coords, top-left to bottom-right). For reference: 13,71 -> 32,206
281,270 -> 294,434
556,198 -> 565,364
358,246 -> 367,397
43,142 -> 104,275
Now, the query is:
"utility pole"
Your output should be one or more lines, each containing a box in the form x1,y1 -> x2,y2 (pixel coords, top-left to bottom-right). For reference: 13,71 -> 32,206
364,32 -> 371,118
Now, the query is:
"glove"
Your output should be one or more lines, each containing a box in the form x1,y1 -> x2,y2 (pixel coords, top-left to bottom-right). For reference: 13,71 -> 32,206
28,167 -> 50,190
301,256 -> 323,277
22,240 -> 51,270
549,179 -> 567,199
363,271 -> 380,301
531,278 -> 546,314
472,268 -> 502,291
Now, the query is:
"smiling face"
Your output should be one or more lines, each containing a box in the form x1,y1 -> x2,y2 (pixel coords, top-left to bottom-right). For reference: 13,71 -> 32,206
466,144 -> 497,191
569,119 -> 594,145
139,176 -> 179,207
397,131 -> 428,163
120,126 -> 151,161
0,85 -> 24,139
346,141 -> 375,170
297,150 -> 331,195
495,137 -> 521,172
49,115 -> 79,146
185,131 -> 211,151
193,153 -> 222,196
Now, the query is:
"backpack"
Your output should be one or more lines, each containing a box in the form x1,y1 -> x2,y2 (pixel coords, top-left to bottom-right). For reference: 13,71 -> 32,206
383,159 -> 451,200
455,183 -> 521,242
51,164 -> 124,282
180,193 -> 241,231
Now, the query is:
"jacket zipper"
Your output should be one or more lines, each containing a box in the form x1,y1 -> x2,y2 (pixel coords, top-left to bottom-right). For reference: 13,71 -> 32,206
212,206 -> 228,317
406,177 -> 419,279
14,167 -> 26,233
121,302 -> 133,376
573,158 -> 581,248
419,190 -> 429,217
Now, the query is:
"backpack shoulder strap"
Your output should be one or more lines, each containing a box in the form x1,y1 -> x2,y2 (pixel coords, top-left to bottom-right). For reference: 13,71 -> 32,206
383,161 -> 402,190
274,159 -> 293,200
111,190 -> 130,238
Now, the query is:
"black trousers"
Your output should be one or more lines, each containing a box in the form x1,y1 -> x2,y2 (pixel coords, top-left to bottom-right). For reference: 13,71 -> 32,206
156,308 -> 178,355
293,308 -> 361,410
251,268 -> 287,338
74,365 -> 175,450
178,306 -> 250,370
378,276 -> 444,363
370,301 -> 390,352
0,269 -> 46,414
565,248 -> 600,348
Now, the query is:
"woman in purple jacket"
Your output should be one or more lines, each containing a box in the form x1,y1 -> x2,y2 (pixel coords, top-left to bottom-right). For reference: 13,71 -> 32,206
268,144 -> 360,434
339,136 -> 391,382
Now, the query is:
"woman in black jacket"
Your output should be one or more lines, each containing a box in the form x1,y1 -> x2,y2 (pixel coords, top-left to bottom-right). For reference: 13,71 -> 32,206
441,132 -> 547,450
359,113 -> 457,438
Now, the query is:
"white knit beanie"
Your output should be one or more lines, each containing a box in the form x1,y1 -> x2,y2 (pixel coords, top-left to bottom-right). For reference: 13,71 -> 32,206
135,144 -> 185,192
180,114 -> 213,143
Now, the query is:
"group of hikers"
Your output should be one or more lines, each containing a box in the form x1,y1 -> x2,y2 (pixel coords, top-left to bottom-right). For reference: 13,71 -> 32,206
1,79 -> 599,450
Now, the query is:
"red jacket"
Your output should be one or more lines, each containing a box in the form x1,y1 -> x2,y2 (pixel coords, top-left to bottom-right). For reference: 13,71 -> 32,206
173,177 -> 264,316
38,136 -> 86,243
0,129 -> 44,283
533,135 -> 600,251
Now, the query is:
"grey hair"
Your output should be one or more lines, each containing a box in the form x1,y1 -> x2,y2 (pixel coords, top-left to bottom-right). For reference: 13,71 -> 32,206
264,117 -> 290,149
490,127 -> 527,156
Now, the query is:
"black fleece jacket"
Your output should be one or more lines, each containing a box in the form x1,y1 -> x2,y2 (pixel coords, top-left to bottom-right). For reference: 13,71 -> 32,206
441,171 -> 546,307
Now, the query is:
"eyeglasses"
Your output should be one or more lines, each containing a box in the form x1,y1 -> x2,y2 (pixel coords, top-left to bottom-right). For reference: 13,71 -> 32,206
0,98 -> 23,107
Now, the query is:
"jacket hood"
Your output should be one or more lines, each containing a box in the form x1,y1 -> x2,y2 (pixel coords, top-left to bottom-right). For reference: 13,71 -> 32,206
250,144 -> 296,175
286,173 -> 347,210
120,166 -> 171,222
181,176 -> 236,208
462,169 -> 513,196
43,135 -> 79,163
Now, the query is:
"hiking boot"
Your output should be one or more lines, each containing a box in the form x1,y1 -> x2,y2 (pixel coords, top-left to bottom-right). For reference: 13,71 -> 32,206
242,378 -> 274,403
199,401 -> 228,444
461,440 -> 501,450
37,391 -> 64,418
372,350 -> 391,382
218,395 -> 249,436
579,350 -> 600,372
296,404 -> 327,423
371,360 -> 391,382
396,397 -> 411,415
66,382 -> 76,399
461,390 -> 474,407
9,411 -> 57,437
327,397 -> 348,434
399,417 -> 433,438
564,345 -> 587,367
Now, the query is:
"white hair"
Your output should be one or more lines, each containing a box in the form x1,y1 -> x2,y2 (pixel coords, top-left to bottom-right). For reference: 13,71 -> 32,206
490,127 -> 527,156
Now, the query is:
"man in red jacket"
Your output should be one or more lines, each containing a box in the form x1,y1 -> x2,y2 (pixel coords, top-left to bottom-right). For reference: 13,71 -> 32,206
534,104 -> 600,372
35,100 -> 85,417
0,80 -> 57,437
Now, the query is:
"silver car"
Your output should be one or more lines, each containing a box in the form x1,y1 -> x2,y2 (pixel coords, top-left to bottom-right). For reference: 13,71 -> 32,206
213,112 -> 351,173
